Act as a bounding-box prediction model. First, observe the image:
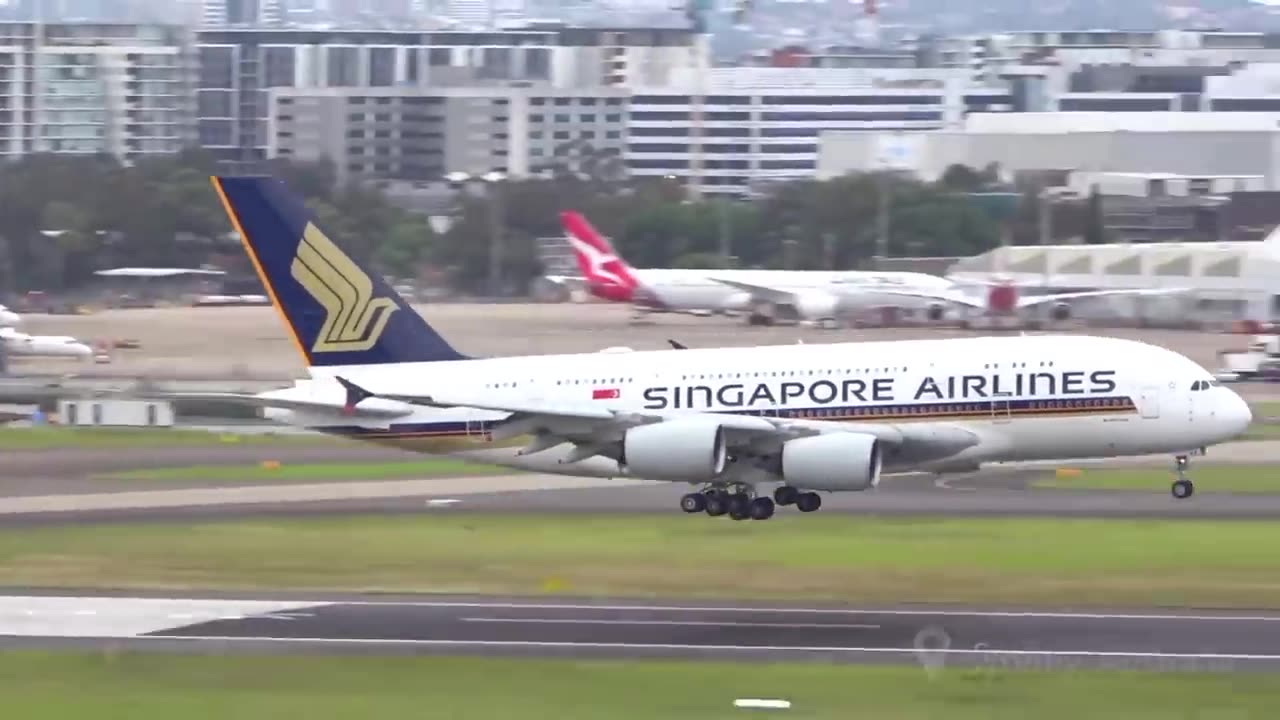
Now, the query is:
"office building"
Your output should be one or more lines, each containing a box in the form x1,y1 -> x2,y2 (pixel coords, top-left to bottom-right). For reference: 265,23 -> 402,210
625,66 -> 998,198
818,112 -> 1280,190
198,25 -> 697,170
0,22 -> 196,161
269,85 -> 627,184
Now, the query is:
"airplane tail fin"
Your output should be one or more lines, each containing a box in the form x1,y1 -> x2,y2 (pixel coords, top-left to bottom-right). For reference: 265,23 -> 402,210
211,176 -> 468,368
559,211 -> 639,291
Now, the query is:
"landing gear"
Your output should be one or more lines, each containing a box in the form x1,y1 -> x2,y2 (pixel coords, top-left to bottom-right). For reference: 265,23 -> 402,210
680,492 -> 706,513
682,484 -> 778,520
1171,455 -> 1195,500
795,492 -> 822,513
684,484 -> 819,519
774,486 -> 799,506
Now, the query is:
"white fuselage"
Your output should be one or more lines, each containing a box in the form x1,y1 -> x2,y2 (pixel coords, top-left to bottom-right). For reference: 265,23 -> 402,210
265,335 -> 1251,482
631,268 -> 955,316
0,328 -> 92,358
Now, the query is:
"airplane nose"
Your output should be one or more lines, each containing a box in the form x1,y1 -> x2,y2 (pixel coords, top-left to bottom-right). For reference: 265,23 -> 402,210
1224,389 -> 1253,437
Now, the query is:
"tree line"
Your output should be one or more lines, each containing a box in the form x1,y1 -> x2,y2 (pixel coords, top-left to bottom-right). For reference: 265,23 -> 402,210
0,150 -> 1107,297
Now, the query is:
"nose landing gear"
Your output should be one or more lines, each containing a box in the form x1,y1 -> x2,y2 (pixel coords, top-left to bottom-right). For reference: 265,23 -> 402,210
1171,455 -> 1194,499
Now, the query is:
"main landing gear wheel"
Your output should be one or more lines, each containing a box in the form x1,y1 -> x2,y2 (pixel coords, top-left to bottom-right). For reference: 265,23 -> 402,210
680,493 -> 707,513
795,492 -> 822,513
704,493 -> 729,517
774,486 -> 799,506
749,497 -> 775,520
1170,455 -> 1195,500
727,493 -> 752,521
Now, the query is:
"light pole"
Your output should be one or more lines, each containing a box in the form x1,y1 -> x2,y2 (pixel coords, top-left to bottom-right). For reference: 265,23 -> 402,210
446,170 -> 506,297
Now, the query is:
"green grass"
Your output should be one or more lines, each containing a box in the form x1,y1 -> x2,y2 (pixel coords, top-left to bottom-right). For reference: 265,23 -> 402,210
1243,401 -> 1280,440
7,514 -> 1280,608
96,459 -> 512,483
1034,465 -> 1280,494
1,652 -> 1275,720
0,426 -> 335,450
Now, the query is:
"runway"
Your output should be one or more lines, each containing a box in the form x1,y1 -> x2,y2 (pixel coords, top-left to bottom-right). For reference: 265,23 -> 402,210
0,592 -> 1277,670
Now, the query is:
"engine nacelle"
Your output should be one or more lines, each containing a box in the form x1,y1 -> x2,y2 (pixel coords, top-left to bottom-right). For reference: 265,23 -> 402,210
621,418 -> 727,482
780,432 -> 882,491
720,292 -> 753,313
794,292 -> 839,321
926,302 -> 946,322
1050,302 -> 1071,321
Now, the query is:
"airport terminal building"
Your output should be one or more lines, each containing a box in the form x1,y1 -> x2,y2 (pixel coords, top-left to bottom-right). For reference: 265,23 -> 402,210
948,238 -> 1280,322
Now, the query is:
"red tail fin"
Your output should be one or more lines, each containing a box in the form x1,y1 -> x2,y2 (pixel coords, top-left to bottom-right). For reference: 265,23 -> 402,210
559,211 -> 638,294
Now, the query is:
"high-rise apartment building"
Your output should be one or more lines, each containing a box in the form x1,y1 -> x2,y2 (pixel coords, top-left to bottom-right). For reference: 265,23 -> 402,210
0,22 -> 196,161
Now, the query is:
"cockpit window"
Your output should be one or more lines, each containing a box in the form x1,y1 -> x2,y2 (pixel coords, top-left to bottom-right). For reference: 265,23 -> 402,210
1192,381 -> 1203,391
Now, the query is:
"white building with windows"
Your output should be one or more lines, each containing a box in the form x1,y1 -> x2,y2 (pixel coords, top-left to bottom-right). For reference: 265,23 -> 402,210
0,22 -> 195,162
625,66 -> 1003,198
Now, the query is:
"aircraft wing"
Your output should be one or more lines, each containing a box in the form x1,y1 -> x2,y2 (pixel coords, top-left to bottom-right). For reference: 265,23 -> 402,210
864,289 -> 987,309
707,277 -> 798,304
346,379 -> 981,465
138,391 -> 416,420
1013,287 -> 1190,309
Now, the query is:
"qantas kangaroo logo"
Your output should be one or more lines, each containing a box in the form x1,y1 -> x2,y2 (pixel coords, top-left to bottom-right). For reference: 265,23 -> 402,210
560,212 -> 637,291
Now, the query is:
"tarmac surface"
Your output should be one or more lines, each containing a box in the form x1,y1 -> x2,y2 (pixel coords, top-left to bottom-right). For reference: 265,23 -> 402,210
1,592 -> 1278,670
13,303 -> 1269,379
0,440 -> 1277,525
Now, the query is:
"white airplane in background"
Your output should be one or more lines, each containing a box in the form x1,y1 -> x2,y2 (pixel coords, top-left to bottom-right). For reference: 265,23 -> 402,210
560,211 -> 951,327
0,327 -> 92,358
0,306 -> 20,327
560,212 -> 1187,328
167,176 -> 1251,522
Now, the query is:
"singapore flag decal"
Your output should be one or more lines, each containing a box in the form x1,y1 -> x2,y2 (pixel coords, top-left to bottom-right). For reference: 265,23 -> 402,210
592,387 -> 621,400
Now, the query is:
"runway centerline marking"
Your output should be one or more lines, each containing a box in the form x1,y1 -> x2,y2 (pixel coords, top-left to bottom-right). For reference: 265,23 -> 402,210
136,634 -> 1280,661
460,617 -> 882,630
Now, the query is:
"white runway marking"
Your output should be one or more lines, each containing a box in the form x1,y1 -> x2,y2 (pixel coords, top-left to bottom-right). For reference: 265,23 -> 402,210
136,634 -> 1280,662
735,699 -> 792,710
2,595 -> 1278,624
426,499 -> 461,506
461,617 -> 882,630
0,597 -> 323,637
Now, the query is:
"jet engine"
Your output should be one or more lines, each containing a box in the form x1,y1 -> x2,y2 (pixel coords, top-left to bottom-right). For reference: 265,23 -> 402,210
780,433 -> 881,491
1050,302 -> 1071,321
926,303 -> 947,322
621,418 -> 727,482
720,292 -> 753,313
794,292 -> 839,322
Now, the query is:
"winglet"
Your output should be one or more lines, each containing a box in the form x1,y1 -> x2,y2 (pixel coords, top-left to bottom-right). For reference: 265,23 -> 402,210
667,339 -> 687,350
335,376 -> 375,414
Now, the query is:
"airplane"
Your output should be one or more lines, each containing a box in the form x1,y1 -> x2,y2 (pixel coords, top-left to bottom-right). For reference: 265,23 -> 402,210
0,327 -> 92,358
560,211 -> 953,328
164,175 -> 1252,522
560,212 -> 1187,328
0,306 -> 19,327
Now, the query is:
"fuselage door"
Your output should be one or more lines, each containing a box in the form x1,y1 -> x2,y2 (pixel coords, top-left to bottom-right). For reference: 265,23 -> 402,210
1139,385 -> 1161,419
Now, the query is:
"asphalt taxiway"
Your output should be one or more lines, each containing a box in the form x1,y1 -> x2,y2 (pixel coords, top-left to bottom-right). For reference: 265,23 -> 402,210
0,592 -> 1277,670
7,465 -> 1280,526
